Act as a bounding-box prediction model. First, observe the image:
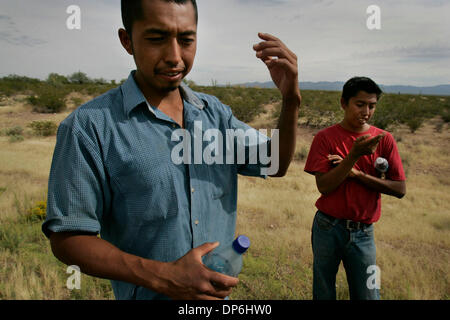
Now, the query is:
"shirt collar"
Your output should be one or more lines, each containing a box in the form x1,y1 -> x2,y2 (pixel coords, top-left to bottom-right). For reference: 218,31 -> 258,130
121,70 -> 205,118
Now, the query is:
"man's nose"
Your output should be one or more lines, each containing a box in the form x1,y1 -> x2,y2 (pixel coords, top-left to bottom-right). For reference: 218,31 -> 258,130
361,105 -> 370,115
164,38 -> 182,65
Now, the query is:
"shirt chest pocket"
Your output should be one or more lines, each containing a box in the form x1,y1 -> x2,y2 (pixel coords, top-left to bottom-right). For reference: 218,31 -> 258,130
206,164 -> 235,200
113,163 -> 179,222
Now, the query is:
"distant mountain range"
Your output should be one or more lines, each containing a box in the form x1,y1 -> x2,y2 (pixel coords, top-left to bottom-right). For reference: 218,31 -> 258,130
237,81 -> 450,96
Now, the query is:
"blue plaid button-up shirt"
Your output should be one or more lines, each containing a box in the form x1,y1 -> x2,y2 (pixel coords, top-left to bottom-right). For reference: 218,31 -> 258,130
43,71 -> 268,299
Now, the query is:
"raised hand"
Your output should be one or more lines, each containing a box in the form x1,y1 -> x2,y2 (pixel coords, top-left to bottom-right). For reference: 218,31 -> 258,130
253,33 -> 300,99
350,134 -> 385,158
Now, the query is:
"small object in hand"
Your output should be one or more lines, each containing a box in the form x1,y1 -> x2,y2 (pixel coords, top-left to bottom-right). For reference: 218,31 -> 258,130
374,157 -> 389,179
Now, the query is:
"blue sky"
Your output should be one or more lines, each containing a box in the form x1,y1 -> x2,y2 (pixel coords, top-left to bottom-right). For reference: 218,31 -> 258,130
0,0 -> 449,86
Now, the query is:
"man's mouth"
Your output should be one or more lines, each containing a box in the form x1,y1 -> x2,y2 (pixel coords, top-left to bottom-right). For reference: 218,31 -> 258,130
157,69 -> 184,81
358,117 -> 369,124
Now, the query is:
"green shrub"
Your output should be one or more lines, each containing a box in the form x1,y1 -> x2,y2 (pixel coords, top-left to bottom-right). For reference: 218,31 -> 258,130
8,135 -> 24,143
28,120 -> 58,136
68,71 -> 92,84
27,87 -> 67,113
192,86 -> 281,123
46,73 -> 69,86
406,117 -> 423,133
441,109 -> 450,123
4,126 -> 23,136
0,74 -> 41,96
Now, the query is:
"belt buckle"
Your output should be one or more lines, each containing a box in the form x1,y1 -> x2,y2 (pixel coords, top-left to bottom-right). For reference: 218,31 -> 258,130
346,220 -> 361,230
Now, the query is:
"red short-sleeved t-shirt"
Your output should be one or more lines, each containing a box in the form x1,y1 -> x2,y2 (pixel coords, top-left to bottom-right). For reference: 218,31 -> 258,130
304,124 -> 406,223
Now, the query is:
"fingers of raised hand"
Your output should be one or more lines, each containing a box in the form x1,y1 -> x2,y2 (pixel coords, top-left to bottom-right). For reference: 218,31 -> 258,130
257,33 -> 297,56
355,134 -> 371,143
253,35 -> 297,63
255,45 -> 297,64
367,134 -> 385,147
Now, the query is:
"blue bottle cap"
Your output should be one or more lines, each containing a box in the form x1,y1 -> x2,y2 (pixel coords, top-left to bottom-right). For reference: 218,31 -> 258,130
232,235 -> 250,254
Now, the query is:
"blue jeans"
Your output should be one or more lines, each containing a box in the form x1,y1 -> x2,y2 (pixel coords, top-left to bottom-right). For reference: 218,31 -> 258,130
311,211 -> 380,300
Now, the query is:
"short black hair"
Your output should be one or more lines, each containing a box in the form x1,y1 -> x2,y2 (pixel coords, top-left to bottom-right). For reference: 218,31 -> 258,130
121,0 -> 198,36
341,77 -> 383,104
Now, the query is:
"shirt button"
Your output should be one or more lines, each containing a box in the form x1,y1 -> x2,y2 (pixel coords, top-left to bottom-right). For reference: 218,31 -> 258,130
191,187 -> 195,193
194,220 -> 199,225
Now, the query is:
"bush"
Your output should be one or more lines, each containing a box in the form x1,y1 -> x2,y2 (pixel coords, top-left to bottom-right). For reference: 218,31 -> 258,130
193,86 -> 281,123
4,126 -> 23,136
0,74 -> 41,96
406,117 -> 423,133
1,126 -> 25,143
68,71 -> 92,84
46,73 -> 69,86
27,86 -> 67,113
28,120 -> 58,136
441,109 -> 450,123
8,135 -> 24,143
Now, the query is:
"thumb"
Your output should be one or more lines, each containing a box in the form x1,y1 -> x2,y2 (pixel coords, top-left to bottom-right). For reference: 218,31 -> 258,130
195,241 -> 220,257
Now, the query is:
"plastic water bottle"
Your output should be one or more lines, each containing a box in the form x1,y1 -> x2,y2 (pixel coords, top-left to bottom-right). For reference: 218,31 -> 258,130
374,157 -> 389,173
375,157 -> 389,179
202,235 -> 250,277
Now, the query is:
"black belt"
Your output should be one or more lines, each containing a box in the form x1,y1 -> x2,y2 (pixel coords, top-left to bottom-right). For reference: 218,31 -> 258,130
319,211 -> 372,230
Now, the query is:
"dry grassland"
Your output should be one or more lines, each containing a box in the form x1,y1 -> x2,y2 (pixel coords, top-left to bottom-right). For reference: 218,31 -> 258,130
0,97 -> 448,299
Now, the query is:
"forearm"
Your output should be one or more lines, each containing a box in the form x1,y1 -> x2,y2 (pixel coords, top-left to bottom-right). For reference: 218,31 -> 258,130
353,172 -> 406,198
271,93 -> 301,177
316,153 -> 359,195
50,232 -> 166,293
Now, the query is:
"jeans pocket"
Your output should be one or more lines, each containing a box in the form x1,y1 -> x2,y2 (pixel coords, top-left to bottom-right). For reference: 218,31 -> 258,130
314,213 -> 334,231
363,225 -> 374,237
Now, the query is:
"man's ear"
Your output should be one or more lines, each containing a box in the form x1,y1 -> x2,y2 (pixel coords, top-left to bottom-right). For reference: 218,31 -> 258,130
340,97 -> 347,110
118,28 -> 133,55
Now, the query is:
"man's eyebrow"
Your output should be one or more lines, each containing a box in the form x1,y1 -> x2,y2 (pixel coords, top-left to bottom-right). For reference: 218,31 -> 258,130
180,31 -> 197,36
143,28 -> 169,35
142,28 -> 196,36
355,99 -> 377,103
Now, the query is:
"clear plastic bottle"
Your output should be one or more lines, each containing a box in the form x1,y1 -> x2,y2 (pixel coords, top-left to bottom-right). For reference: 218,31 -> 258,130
374,157 -> 389,173
202,235 -> 250,277
374,157 -> 389,179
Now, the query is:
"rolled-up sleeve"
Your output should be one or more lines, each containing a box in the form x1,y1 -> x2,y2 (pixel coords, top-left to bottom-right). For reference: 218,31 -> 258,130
228,113 -> 271,178
42,121 -> 110,238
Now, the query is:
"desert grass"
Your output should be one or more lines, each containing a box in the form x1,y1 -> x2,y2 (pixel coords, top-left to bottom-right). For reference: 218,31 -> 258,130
0,94 -> 449,299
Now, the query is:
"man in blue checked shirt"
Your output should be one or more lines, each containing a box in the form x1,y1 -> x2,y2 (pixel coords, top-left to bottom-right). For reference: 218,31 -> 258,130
43,0 -> 301,300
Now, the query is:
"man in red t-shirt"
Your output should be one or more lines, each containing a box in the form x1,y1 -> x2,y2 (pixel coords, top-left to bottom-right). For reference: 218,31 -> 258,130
304,77 -> 406,300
